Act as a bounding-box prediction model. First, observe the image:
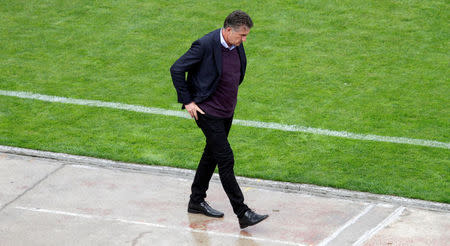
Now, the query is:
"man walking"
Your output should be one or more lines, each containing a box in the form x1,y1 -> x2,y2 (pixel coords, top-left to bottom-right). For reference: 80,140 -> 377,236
170,10 -> 268,229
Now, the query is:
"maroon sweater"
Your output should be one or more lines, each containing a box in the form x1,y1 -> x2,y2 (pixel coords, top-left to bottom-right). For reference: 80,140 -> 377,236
198,46 -> 241,118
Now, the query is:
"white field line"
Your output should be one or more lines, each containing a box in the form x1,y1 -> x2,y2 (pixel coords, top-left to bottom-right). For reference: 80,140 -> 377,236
15,206 -> 305,246
352,206 -> 406,246
1,90 -> 449,149
317,204 -> 375,246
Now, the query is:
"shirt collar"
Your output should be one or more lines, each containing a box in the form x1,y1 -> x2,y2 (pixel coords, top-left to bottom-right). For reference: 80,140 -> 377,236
220,28 -> 236,50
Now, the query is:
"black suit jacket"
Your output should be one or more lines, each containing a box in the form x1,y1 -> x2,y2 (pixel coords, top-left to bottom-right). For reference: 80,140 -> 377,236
170,28 -> 247,106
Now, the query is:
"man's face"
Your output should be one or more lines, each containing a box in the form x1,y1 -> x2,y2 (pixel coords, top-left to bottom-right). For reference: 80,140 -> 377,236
223,26 -> 250,47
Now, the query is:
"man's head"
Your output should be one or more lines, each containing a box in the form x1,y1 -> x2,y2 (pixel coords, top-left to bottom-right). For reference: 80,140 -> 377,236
222,10 -> 253,47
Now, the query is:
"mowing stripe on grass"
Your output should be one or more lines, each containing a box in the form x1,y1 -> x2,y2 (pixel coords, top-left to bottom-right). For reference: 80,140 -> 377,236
1,89 -> 449,149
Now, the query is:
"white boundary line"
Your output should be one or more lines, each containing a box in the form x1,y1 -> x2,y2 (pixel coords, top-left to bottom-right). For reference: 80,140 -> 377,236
352,206 -> 405,246
317,204 -> 375,246
15,206 -> 305,246
1,90 -> 449,149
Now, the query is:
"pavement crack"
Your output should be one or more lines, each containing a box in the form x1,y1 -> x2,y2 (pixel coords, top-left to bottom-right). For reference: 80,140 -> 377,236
131,231 -> 153,246
0,164 -> 66,213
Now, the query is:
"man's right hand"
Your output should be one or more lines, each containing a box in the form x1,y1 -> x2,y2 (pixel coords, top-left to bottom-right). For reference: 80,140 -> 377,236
185,102 -> 205,120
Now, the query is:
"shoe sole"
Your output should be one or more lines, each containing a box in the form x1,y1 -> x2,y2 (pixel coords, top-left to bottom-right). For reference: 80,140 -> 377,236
239,215 -> 269,229
188,208 -> 224,218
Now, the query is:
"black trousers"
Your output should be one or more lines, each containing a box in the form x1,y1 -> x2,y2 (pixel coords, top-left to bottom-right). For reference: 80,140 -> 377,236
190,113 -> 249,217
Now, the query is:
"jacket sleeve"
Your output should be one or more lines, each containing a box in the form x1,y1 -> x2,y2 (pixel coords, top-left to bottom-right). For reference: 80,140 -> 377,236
170,40 -> 204,105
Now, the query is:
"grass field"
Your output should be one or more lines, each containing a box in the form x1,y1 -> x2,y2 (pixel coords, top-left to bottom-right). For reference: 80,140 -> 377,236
0,0 -> 449,203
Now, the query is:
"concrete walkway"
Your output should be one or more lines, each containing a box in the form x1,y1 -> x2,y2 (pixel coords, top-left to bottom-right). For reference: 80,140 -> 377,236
0,148 -> 449,246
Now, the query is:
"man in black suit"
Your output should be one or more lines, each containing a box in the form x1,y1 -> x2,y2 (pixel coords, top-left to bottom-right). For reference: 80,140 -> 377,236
170,10 -> 268,229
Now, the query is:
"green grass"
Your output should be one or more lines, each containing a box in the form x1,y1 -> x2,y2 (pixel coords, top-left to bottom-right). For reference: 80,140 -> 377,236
0,0 -> 449,202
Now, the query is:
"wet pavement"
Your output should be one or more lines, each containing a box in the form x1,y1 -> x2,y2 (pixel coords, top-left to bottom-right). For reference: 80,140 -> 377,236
0,150 -> 449,246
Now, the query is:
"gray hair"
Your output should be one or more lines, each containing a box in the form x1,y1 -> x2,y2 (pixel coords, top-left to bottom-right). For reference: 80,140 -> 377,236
223,10 -> 253,30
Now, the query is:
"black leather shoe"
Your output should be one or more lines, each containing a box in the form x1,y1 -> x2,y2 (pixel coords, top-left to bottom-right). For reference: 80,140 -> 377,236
239,210 -> 269,229
188,201 -> 224,218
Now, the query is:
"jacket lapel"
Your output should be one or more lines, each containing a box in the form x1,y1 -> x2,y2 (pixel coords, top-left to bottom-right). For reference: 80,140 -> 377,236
237,45 -> 246,83
213,29 -> 222,76
237,45 -> 244,67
